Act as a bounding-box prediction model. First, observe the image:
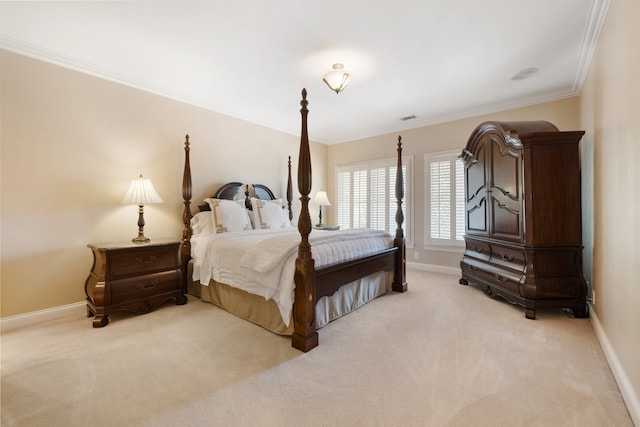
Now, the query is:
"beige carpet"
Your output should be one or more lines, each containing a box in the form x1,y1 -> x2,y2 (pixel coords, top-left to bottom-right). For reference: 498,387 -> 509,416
1,269 -> 633,427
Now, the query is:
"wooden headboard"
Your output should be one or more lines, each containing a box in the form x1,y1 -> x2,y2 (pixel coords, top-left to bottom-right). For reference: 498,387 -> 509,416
197,182 -> 279,212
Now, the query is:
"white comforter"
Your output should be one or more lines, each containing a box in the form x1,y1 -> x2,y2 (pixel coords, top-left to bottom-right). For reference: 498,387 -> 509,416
191,228 -> 393,326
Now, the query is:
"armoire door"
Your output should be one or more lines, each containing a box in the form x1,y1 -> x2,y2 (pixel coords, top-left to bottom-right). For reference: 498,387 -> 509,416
489,135 -> 523,241
465,137 -> 489,236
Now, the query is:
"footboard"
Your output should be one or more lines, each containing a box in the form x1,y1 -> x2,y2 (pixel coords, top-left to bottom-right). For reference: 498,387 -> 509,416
315,248 -> 397,299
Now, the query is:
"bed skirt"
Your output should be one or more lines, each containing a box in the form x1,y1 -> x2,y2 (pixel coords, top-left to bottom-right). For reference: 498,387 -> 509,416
187,261 -> 390,335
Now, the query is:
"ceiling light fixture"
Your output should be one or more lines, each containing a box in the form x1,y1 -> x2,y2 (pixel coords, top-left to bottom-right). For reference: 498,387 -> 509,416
323,63 -> 351,94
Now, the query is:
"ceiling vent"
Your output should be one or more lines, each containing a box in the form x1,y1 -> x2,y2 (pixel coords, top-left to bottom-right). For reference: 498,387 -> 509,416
510,67 -> 540,80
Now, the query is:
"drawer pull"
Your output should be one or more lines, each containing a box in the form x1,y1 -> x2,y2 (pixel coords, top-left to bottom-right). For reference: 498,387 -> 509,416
495,274 -> 508,283
137,281 -> 158,290
470,265 -> 478,271
473,246 -> 484,254
501,253 -> 514,261
136,255 -> 158,265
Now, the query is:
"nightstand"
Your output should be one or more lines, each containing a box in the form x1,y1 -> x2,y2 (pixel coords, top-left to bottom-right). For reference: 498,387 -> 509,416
84,239 -> 186,327
313,225 -> 340,231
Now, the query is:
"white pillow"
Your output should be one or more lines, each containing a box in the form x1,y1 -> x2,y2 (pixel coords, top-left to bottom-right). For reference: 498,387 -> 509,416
190,211 -> 215,235
251,198 -> 293,230
204,198 -> 253,233
247,209 -> 256,229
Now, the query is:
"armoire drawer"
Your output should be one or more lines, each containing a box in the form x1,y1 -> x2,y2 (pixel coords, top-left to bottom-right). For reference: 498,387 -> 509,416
490,244 -> 526,272
461,259 -> 522,296
464,239 -> 491,262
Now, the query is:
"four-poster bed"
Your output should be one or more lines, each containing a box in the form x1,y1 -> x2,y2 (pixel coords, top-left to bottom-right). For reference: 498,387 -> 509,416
181,89 -> 407,352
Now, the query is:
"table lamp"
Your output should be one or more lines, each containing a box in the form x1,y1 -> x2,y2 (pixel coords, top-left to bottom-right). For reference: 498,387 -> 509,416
313,189 -> 331,228
121,174 -> 163,243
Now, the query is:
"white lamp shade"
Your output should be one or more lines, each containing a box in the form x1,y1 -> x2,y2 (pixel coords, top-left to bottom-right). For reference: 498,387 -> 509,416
121,175 -> 163,205
313,190 -> 331,206
322,64 -> 351,94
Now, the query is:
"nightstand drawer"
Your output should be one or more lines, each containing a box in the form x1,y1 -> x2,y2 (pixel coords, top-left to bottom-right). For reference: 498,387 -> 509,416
111,270 -> 180,304
109,245 -> 178,277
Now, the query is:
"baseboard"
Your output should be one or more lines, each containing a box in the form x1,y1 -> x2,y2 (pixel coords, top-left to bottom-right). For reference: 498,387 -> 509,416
590,305 -> 640,426
0,301 -> 86,334
406,262 -> 460,276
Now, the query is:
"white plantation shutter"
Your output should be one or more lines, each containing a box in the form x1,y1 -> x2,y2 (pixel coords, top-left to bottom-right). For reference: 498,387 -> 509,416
337,171 -> 351,228
425,151 -> 465,248
370,167 -> 386,230
430,160 -> 451,239
353,170 -> 368,229
336,157 -> 413,246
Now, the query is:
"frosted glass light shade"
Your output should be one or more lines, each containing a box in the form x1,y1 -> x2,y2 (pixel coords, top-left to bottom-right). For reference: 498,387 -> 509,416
322,64 -> 351,94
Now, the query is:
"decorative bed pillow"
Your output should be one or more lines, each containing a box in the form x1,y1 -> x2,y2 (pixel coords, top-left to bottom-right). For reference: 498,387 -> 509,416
251,197 -> 293,230
190,211 -> 215,235
204,198 -> 253,233
247,209 -> 256,230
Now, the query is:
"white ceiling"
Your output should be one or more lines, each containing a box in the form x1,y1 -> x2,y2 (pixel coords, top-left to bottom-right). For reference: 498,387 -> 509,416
0,1 -> 609,144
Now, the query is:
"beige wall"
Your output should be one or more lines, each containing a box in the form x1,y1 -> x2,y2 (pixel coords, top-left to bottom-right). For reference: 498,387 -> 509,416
0,50 -> 327,317
580,0 -> 640,422
326,97 -> 581,269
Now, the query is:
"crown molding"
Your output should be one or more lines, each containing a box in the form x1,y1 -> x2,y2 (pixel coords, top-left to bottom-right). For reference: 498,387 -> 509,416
573,0 -> 611,91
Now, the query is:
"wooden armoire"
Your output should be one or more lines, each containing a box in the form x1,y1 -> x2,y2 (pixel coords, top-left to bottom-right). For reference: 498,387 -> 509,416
458,121 -> 588,319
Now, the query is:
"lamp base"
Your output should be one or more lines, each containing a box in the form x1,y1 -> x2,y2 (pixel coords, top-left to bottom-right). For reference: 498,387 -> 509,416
133,207 -> 150,243
132,235 -> 150,244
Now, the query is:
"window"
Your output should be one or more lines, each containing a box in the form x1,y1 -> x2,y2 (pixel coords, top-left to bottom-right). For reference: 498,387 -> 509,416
336,156 -> 413,246
425,151 -> 465,249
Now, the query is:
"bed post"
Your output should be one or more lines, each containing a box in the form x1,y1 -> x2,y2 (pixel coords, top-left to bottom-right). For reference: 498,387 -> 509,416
392,136 -> 408,292
287,155 -> 293,221
292,88 -> 319,352
181,135 -> 193,291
